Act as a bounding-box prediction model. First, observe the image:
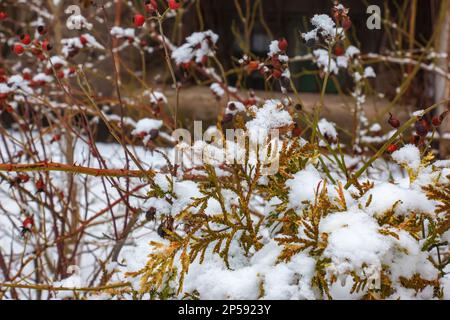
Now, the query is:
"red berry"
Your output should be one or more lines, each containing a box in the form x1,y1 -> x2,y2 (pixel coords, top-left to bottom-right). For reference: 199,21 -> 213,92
20,34 -> 31,45
51,134 -> 61,143
56,70 -> 65,79
181,62 -> 191,70
79,35 -> 88,46
23,216 -> 34,229
342,17 -> 352,30
388,113 -> 400,128
415,119 -> 428,137
42,40 -> 52,51
0,12 -> 7,20
247,61 -> 259,73
21,214 -> 34,237
334,45 -> 345,56
272,69 -> 282,79
168,0 -> 182,10
35,178 -> 45,193
133,14 -> 145,27
387,144 -> 398,153
13,43 -> 24,55
145,0 -> 158,13
292,125 -> 302,137
23,72 -> 32,81
278,38 -> 288,51
432,116 -> 441,127
69,67 -> 76,75
37,25 -> 47,35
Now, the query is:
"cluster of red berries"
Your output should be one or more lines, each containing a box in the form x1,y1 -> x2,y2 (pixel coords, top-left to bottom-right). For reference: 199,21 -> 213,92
65,35 -> 90,58
271,38 -> 289,80
7,30 -> 77,84
13,26 -> 53,61
411,112 -> 447,144
386,109 -> 449,152
13,26 -> 51,57
243,38 -> 289,83
331,4 -> 352,30
134,1 -> 182,28
179,35 -> 215,70
143,0 -> 181,13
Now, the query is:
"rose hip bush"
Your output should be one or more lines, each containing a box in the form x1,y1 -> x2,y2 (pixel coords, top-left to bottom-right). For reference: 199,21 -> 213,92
0,1 -> 449,300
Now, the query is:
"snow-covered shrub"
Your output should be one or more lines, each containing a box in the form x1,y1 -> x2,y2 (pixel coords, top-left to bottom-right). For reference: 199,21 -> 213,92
121,134 -> 449,299
0,1 -> 448,300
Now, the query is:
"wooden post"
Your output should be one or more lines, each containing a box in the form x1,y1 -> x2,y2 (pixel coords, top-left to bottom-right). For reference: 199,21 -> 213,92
436,0 -> 450,157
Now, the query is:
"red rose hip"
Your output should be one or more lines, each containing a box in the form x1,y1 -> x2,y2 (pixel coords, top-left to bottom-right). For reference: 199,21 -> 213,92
133,14 -> 145,27
20,34 -> 31,45
168,0 -> 182,10
13,43 -> 24,55
278,38 -> 288,51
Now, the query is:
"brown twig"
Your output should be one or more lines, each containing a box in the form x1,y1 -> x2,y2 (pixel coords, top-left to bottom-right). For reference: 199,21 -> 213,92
0,162 -> 155,178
